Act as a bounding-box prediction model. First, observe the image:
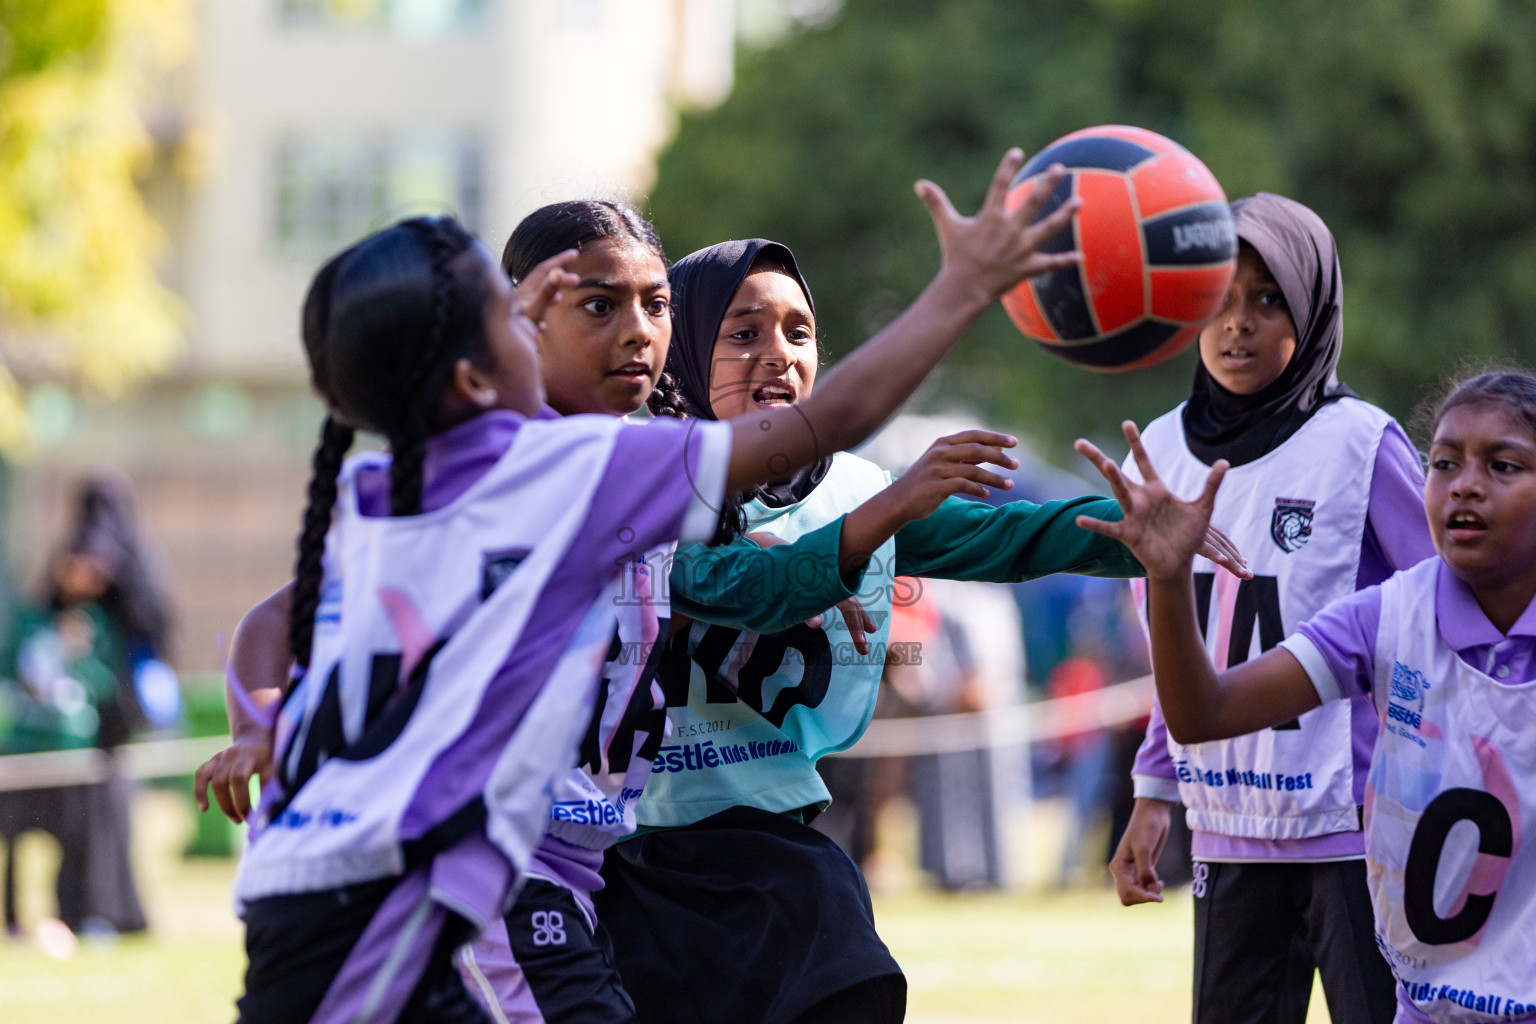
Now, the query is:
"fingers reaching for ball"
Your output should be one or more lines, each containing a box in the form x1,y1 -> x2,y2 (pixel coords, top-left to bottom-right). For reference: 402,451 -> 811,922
1073,421 -> 1230,582
915,150 -> 1082,303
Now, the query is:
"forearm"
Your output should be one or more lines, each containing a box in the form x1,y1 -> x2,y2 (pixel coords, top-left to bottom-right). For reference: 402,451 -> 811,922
1147,573 -> 1321,742
670,521 -> 858,633
226,583 -> 293,740
895,496 -> 1141,582
724,269 -> 987,494
805,268 -> 988,452
1145,573 -> 1227,743
838,491 -> 907,579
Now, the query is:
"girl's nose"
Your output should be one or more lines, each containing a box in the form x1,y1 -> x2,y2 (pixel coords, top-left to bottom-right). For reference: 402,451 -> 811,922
761,329 -> 796,369
1451,472 -> 1484,500
621,300 -> 659,347
1223,296 -> 1254,334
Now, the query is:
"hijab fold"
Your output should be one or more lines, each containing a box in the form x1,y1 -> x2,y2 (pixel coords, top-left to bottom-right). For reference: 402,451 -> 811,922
1182,193 -> 1356,467
665,239 -> 830,508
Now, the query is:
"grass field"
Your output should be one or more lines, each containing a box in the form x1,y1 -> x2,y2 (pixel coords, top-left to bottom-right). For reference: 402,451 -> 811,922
0,790 -> 1331,1023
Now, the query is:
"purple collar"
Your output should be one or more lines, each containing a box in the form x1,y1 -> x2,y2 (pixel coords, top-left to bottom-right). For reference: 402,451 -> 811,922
1434,560 -> 1536,650
357,407 -> 559,517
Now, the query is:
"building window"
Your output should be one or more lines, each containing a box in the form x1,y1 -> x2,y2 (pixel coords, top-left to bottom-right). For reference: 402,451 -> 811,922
273,132 -> 484,259
278,0 -> 487,37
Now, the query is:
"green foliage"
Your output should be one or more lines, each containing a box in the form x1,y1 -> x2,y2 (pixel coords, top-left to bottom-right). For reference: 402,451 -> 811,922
650,0 -> 1536,450
0,0 -> 187,449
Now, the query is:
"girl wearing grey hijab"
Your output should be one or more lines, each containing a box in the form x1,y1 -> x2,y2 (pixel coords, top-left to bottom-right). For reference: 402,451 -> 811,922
1110,193 -> 1432,1024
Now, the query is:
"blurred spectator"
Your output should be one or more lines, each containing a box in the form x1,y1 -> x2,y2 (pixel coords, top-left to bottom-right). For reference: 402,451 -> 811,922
0,473 -> 173,938
814,580 -> 930,876
1044,653 -> 1112,887
905,578 -> 1024,892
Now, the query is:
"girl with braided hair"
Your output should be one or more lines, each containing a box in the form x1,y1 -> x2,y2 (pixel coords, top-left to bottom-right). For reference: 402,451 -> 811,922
221,149 -> 1092,1024
207,199 -> 924,1024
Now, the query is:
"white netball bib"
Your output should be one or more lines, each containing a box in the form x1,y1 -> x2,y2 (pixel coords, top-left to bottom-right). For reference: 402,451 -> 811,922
1367,560 -> 1536,1023
544,543 -> 673,850
236,414 -> 729,905
637,452 -> 895,826
1131,398 -> 1390,840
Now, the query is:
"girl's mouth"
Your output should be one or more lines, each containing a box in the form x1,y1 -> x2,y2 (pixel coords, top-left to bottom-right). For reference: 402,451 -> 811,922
608,361 -> 653,385
752,381 -> 797,406
1219,348 -> 1256,368
1446,509 -> 1488,543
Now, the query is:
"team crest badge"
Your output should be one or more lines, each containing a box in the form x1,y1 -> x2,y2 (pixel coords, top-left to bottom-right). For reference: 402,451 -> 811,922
1270,498 -> 1315,553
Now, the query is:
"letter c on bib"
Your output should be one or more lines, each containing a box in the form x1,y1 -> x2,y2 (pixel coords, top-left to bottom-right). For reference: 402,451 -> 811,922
1404,788 -> 1514,945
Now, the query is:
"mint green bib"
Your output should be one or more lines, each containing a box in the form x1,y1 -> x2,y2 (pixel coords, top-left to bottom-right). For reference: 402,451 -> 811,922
636,452 -> 896,827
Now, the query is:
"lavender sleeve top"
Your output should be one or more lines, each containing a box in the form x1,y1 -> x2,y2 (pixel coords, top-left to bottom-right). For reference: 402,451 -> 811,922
1130,422 -> 1435,860
1286,560 -> 1536,702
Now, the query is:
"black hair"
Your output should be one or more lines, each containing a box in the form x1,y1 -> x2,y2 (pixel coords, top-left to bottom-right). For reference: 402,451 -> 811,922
502,199 -> 665,284
1416,367 -> 1536,449
289,215 -> 492,675
502,200 -> 689,422
49,473 -> 172,657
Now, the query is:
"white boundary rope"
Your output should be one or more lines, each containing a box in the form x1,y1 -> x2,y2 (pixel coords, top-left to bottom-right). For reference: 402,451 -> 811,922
0,677 -> 1154,791
825,674 -> 1152,758
0,736 -> 232,793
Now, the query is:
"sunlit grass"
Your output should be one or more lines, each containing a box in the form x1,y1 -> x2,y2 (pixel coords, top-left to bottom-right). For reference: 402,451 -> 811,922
0,790 -> 1332,1023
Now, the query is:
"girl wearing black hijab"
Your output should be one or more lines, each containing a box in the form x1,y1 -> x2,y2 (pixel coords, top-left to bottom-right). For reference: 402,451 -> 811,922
1108,194 -> 1432,1024
596,238 -> 1245,1024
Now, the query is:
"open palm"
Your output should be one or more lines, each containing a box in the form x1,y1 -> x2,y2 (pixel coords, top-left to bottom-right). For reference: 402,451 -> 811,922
1073,421 -> 1238,581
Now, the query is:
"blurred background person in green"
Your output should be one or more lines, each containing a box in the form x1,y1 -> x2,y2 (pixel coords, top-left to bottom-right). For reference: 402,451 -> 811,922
0,473 -> 175,939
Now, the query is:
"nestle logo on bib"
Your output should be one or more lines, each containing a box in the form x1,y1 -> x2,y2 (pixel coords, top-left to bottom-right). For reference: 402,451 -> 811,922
1386,661 -> 1432,745
1270,498 -> 1315,553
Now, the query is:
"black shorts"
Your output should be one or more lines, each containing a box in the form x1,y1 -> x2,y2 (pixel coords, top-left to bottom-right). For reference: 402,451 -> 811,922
596,806 -> 905,1024
239,871 -> 490,1024
502,878 -> 637,1023
1191,859 -> 1396,1024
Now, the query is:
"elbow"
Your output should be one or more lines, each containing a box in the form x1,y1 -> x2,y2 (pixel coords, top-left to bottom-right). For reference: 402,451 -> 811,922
1162,712 -> 1225,746
1164,720 -> 1216,746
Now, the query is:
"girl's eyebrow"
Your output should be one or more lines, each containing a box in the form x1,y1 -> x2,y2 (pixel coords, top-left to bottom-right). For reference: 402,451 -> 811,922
576,277 -> 671,292
1432,436 -> 1536,455
722,304 -> 766,320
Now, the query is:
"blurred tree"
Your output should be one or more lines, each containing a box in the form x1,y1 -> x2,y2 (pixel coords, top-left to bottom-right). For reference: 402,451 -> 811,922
650,0 -> 1536,452
0,0 -> 189,449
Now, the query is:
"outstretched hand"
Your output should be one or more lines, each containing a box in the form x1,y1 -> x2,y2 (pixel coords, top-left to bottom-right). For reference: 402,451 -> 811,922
1073,421 -> 1246,581
915,149 -> 1083,304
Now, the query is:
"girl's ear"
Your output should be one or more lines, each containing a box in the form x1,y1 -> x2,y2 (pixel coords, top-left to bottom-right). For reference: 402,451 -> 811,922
451,356 -> 499,410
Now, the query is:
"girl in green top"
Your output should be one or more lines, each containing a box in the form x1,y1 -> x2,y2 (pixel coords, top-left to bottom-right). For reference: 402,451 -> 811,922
597,236 -> 1249,1024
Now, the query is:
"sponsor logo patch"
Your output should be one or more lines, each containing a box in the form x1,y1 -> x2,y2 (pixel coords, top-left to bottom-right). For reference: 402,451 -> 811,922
1385,661 -> 1432,746
1270,498 -> 1315,553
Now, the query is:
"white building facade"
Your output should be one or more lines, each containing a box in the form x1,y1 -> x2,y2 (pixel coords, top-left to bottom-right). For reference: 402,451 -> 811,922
20,0 -> 735,673
189,0 -> 734,379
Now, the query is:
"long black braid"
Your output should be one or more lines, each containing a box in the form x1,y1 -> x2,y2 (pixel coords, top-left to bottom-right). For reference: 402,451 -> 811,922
288,215 -> 486,680
390,218 -> 468,516
289,415 -> 356,671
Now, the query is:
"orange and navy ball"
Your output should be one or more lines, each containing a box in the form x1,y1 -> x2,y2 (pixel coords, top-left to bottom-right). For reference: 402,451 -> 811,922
1002,125 -> 1237,372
